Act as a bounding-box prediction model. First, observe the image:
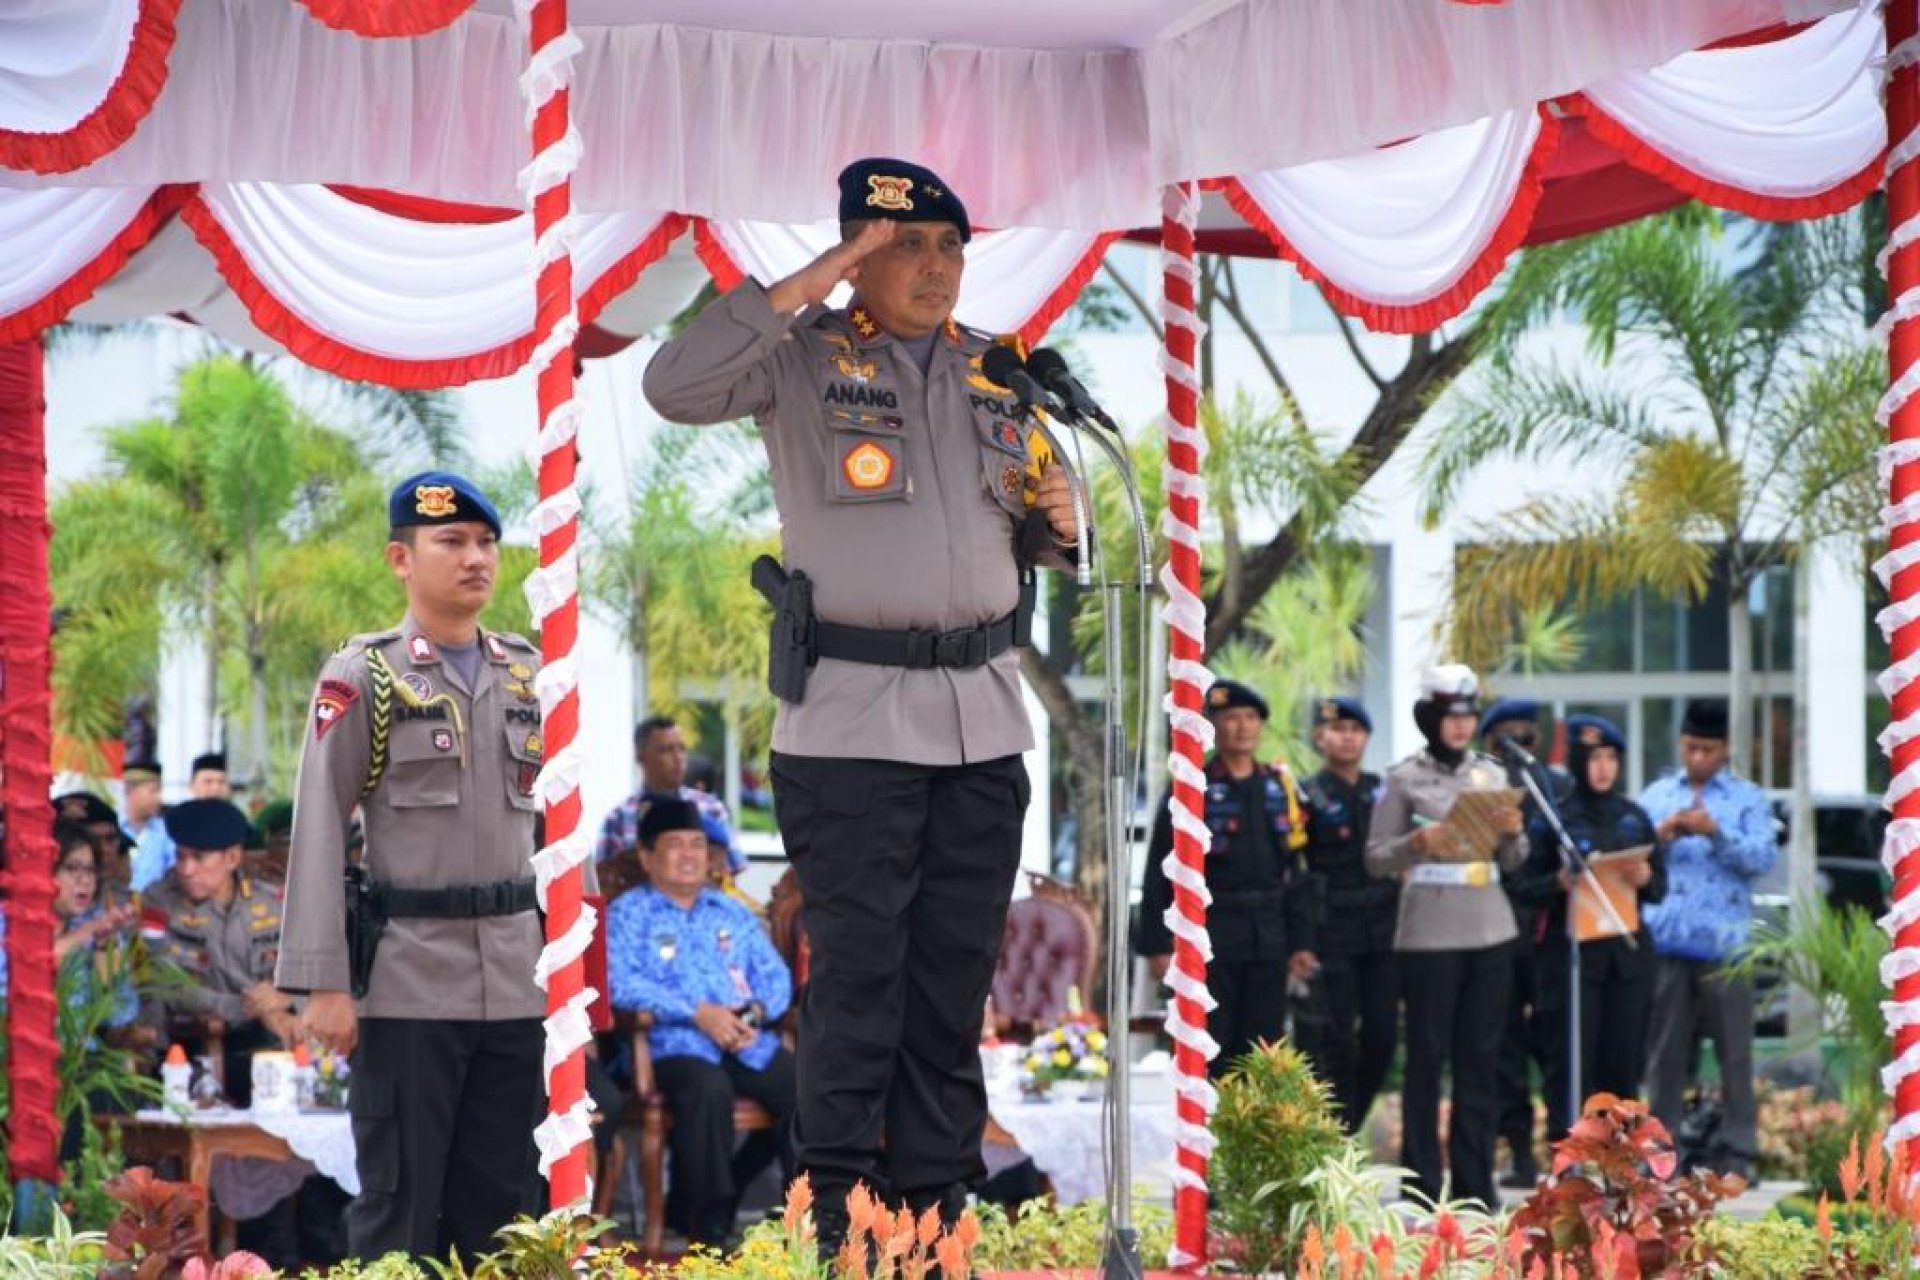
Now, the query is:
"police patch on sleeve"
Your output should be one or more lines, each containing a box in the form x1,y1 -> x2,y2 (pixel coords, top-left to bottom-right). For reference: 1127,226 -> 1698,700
313,680 -> 359,741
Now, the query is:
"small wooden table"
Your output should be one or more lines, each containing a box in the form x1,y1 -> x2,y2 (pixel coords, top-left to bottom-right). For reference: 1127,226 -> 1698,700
112,1112 -> 301,1255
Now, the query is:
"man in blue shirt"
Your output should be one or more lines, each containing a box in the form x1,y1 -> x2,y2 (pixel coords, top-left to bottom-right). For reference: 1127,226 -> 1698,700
595,716 -> 744,875
1638,701 -> 1776,1179
123,761 -> 176,892
607,799 -> 795,1246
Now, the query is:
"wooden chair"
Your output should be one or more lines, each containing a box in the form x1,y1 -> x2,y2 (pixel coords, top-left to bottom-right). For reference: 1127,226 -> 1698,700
989,873 -> 1100,1040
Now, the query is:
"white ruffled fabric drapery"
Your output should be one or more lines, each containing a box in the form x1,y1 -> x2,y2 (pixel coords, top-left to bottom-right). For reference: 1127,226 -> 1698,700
1219,107 -> 1550,333
1578,5 -> 1885,210
0,0 -> 1856,230
698,219 -> 1115,341
0,0 -> 144,132
0,185 -> 159,317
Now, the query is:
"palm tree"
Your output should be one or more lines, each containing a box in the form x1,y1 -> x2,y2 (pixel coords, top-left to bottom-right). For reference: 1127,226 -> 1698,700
1419,210 -> 1884,774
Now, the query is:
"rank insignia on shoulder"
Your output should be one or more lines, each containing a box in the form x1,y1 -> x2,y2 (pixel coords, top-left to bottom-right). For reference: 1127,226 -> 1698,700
485,634 -> 508,661
314,680 -> 359,741
849,305 -> 881,341
414,484 -> 457,518
408,634 -> 435,662
843,441 -> 896,490
508,662 -> 533,680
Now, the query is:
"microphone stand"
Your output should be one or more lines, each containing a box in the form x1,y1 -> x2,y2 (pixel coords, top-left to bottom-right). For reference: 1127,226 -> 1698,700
1505,751 -> 1636,1135
1046,403 -> 1152,1280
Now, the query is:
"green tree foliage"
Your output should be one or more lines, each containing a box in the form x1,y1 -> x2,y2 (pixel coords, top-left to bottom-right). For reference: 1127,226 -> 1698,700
1420,209 -> 1884,768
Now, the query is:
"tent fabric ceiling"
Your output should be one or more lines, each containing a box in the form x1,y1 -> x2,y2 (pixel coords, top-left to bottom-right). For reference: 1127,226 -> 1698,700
0,0 -> 1855,229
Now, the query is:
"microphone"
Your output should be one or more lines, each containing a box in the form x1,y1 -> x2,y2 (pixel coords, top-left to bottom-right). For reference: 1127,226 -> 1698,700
1497,736 -> 1540,768
1026,347 -> 1119,432
981,344 -> 1065,420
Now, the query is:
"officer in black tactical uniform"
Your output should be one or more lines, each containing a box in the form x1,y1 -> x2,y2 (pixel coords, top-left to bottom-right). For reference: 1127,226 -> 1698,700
1137,679 -> 1318,1076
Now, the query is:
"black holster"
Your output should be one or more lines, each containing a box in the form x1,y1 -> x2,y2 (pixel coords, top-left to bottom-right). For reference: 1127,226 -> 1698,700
752,554 -> 817,704
344,863 -> 387,1001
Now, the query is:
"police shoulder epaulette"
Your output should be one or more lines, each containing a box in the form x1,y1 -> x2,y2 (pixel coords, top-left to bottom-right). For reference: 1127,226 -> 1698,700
334,627 -> 402,659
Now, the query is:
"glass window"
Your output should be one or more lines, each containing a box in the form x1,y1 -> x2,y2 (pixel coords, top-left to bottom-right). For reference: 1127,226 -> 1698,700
1640,697 -> 1681,789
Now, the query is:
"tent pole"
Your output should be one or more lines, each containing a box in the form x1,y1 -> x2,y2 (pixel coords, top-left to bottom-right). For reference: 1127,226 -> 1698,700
520,0 -> 594,1211
0,336 -> 62,1212
1158,183 -> 1216,1271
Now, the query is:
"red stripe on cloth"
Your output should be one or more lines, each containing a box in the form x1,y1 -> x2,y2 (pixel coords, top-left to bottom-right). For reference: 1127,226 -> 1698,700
1563,93 -> 1884,223
181,195 -> 688,388
0,0 -> 183,175
290,0 -> 476,37
0,186 -> 193,343
1015,232 -> 1123,348
1210,106 -> 1561,334
326,186 -> 519,225
692,219 -> 748,291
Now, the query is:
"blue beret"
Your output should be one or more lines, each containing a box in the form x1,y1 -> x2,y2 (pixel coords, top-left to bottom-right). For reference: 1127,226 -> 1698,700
1313,696 -> 1372,734
1206,679 -> 1269,720
1478,698 -> 1541,738
837,158 -> 971,242
1564,714 -> 1626,754
389,471 -> 502,539
165,798 -> 252,852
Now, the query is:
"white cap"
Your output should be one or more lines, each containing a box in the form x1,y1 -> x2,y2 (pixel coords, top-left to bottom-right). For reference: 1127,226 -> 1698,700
1419,663 -> 1479,701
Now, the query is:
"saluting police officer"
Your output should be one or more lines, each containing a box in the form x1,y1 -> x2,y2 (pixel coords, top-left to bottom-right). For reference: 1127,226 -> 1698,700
1137,680 -> 1318,1077
277,473 -> 550,1261
643,158 -> 1081,1249
1294,697 -> 1395,1134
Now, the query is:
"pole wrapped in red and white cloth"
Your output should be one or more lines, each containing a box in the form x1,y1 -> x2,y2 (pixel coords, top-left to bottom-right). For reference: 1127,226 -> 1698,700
516,0 -> 596,1210
1158,181 -> 1217,1270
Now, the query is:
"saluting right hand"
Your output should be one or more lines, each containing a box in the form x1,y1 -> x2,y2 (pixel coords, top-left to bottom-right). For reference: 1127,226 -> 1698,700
306,990 -> 358,1057
767,221 -> 897,313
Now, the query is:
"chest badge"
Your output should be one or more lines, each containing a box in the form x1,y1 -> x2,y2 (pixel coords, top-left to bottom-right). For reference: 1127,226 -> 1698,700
402,672 -> 434,701
999,463 -> 1023,501
432,728 -> 454,753
524,732 -> 544,758
508,662 -> 533,681
989,420 -> 1025,455
656,933 -> 678,962
832,353 -> 877,384
843,441 -> 896,490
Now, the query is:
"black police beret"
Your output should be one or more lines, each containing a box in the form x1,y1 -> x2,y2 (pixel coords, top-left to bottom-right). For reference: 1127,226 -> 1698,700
165,798 -> 252,852
1206,679 -> 1269,721
1478,698 -> 1541,739
1565,714 -> 1626,754
389,471 -> 503,539
1313,696 -> 1372,734
1680,700 -> 1729,741
52,791 -> 118,827
837,158 -> 971,243
639,798 -> 705,849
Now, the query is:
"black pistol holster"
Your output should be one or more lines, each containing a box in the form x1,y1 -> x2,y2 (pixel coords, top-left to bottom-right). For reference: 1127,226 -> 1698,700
752,554 -> 817,703
344,863 -> 387,1000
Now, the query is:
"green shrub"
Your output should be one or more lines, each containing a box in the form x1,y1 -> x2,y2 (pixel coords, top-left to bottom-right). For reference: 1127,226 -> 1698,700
1208,1038 -> 1349,1272
969,1194 -> 1173,1269
1693,1215 -> 1828,1278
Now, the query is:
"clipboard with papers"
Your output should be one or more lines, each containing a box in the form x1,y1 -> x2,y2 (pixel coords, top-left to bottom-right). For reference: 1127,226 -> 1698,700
1571,845 -> 1653,942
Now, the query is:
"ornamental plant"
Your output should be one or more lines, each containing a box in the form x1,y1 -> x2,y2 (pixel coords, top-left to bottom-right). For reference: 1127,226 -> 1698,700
1018,1019 -> 1109,1092
1210,1038 -> 1349,1272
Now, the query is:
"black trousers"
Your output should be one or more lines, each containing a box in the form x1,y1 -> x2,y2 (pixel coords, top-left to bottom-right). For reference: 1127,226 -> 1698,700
1400,946 -> 1510,1208
771,751 -> 1027,1221
1494,936 -> 1546,1156
1536,940 -> 1655,1141
653,1049 -> 798,1244
1299,949 -> 1399,1132
346,1017 -> 544,1262
1206,957 -> 1290,1079
1647,957 -> 1757,1168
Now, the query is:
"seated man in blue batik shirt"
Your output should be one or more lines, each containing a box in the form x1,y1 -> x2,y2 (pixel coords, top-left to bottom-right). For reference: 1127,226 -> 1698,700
607,798 -> 795,1247
1638,700 -> 1776,1180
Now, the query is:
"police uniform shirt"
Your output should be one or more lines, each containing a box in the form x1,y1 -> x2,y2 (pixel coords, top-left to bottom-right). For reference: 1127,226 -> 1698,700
147,873 -> 284,1024
605,885 -> 792,1070
1302,768 -> 1394,956
643,281 -> 1068,767
276,612 -> 547,1020
1365,752 -> 1529,952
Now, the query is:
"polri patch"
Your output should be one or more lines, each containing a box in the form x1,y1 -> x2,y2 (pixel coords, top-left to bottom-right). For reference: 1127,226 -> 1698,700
843,441 -> 896,491
432,728 -> 454,753
408,634 -> 435,663
414,484 -> 457,518
313,680 -> 359,741
988,420 -> 1025,456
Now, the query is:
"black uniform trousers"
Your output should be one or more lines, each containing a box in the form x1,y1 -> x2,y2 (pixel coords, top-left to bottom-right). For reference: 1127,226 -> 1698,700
1535,936 -> 1655,1141
653,1049 -> 798,1244
1400,945 -> 1510,1208
771,752 -> 1027,1230
346,1017 -> 544,1261
1205,951 -> 1290,1078
1302,948 -> 1399,1132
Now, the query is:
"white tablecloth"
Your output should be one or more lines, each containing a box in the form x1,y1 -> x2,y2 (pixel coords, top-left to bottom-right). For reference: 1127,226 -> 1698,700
134,1108 -> 359,1197
986,1074 -> 1177,1207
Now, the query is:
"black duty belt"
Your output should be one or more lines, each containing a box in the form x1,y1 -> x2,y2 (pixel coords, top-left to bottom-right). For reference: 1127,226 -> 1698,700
814,610 -> 1020,671
374,877 -> 538,919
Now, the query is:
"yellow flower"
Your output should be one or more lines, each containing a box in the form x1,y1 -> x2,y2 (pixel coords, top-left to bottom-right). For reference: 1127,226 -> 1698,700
1087,1031 -> 1108,1052
1025,1056 -> 1044,1072
1089,1058 -> 1110,1078
1052,1049 -> 1072,1068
